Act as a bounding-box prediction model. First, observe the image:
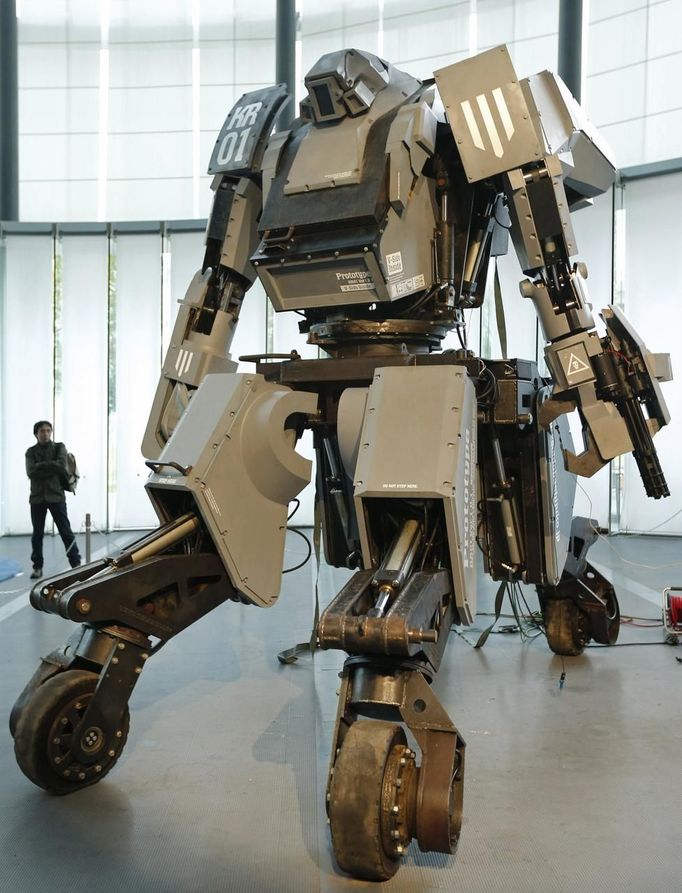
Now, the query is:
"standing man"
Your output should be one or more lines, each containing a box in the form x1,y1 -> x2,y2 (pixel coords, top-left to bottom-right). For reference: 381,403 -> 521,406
25,421 -> 81,580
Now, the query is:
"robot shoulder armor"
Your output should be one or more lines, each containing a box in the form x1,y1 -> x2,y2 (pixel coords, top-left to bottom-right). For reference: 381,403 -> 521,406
434,45 -> 545,182
208,84 -> 289,177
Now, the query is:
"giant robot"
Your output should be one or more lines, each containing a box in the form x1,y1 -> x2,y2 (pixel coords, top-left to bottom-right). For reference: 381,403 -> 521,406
11,46 -> 671,881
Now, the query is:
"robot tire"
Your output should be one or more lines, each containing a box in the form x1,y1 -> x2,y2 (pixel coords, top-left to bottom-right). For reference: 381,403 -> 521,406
13,669 -> 130,795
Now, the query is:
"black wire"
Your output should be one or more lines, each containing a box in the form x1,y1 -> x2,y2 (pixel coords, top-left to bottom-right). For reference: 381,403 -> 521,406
282,527 -> 312,574
621,614 -> 663,622
587,641 -> 668,648
420,514 -> 441,571
493,210 -> 512,230
287,498 -> 301,521
516,585 -> 545,638
476,362 -> 498,405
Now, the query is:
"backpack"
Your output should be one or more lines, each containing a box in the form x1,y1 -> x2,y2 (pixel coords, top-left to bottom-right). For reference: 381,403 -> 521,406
63,451 -> 80,494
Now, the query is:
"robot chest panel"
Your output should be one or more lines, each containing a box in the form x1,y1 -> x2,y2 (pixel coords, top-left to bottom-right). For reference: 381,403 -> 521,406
254,173 -> 437,313
255,113 -> 438,313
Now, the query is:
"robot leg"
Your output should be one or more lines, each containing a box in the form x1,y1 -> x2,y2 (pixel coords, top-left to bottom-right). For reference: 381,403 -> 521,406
317,365 -> 476,880
11,534 -> 234,794
12,372 -> 316,794
319,565 -> 466,881
476,374 -> 621,658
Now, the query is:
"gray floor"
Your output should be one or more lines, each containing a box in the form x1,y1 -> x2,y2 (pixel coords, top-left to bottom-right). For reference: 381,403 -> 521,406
0,528 -> 680,892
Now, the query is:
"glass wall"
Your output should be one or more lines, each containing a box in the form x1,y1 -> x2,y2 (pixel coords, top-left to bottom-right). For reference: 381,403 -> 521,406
18,0 -> 277,222
585,1 -> 682,168
17,0 -> 567,222
617,171 -> 682,534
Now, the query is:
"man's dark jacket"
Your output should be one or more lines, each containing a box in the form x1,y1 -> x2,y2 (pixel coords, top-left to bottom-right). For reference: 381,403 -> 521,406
25,441 -> 69,504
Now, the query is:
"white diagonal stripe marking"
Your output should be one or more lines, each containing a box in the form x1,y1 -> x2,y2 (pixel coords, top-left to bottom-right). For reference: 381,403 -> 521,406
461,99 -> 485,150
492,87 -> 514,140
181,350 -> 192,377
175,349 -> 185,373
476,93 -> 503,158
205,487 -> 222,516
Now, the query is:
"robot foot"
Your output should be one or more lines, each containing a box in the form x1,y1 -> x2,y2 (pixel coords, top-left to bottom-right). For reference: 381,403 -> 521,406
13,518 -> 235,794
11,625 -> 149,794
326,658 -> 465,880
12,668 -> 131,794
538,561 -> 620,656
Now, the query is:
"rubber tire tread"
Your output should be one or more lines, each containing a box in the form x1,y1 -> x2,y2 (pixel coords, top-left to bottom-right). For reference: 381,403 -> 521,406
329,720 -> 406,881
9,660 -> 66,738
543,598 -> 589,656
13,668 -> 130,795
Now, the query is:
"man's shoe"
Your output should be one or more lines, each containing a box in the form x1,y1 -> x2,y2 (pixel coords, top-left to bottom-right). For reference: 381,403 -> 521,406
30,567 -> 42,580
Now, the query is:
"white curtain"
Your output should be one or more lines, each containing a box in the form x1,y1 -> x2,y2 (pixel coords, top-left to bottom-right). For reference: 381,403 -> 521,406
0,234 -> 55,535
57,234 -> 109,536
232,278 -> 268,369
619,173 -> 682,534
111,233 -> 163,529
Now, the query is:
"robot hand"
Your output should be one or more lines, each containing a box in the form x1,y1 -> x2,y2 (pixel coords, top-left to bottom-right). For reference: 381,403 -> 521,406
591,305 -> 671,498
536,288 -> 672,498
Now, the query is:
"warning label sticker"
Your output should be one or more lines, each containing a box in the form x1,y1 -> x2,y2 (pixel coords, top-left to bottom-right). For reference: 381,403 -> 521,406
385,251 -> 403,277
565,351 -> 591,378
390,273 -> 426,298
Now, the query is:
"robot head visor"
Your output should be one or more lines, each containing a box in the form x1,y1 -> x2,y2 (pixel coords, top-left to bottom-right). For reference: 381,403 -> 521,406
304,49 -> 389,123
308,77 -> 347,122
307,75 -> 382,122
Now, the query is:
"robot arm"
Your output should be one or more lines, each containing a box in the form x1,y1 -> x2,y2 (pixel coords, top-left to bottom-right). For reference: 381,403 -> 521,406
435,46 -> 672,498
142,86 -> 288,457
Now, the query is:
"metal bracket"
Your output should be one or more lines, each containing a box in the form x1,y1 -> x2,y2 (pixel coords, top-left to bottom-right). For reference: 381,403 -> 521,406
398,672 -> 465,853
67,633 -> 150,765
318,569 -> 453,670
32,553 -> 234,642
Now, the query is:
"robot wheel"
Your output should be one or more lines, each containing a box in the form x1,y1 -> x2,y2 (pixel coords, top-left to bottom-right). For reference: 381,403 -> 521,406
328,720 -> 418,881
13,669 -> 129,795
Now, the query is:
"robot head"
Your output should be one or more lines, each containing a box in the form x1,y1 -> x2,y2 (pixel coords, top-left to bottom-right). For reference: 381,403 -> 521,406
303,49 -> 390,123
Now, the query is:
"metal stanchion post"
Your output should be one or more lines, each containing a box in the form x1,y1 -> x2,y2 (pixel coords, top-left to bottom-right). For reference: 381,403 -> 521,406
85,513 -> 92,564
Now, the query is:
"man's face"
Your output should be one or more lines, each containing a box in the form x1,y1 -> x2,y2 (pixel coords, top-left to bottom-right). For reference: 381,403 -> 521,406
36,425 -> 52,444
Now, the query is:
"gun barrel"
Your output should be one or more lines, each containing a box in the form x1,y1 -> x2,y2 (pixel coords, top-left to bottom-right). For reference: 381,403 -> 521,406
618,396 -> 670,499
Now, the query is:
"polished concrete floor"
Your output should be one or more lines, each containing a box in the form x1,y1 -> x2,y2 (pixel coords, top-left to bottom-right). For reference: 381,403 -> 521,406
0,529 -> 680,892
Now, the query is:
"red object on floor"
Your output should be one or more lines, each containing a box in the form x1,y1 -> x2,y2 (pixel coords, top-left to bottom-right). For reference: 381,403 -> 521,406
669,594 -> 682,629
663,587 -> 682,633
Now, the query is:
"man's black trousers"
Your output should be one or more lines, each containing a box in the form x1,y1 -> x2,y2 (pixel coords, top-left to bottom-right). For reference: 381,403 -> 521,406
30,501 -> 81,569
